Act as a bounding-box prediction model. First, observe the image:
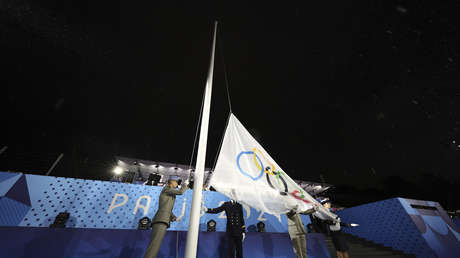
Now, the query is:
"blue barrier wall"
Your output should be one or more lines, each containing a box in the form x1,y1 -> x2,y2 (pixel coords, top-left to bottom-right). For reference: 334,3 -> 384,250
0,172 -> 311,232
336,197 -> 460,258
0,227 -> 331,258
454,218 -> 460,230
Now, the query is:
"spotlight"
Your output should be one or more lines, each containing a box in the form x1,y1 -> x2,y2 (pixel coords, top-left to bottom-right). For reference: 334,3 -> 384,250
207,219 -> 216,232
138,216 -> 151,230
257,222 -> 266,232
50,212 -> 70,228
113,166 -> 123,175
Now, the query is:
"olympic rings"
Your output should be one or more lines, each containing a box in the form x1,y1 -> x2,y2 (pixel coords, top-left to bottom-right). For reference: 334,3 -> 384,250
253,147 -> 288,195
236,148 -> 293,196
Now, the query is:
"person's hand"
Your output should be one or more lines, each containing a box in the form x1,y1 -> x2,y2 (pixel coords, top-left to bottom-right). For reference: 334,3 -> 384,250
293,204 -> 300,212
333,217 -> 340,224
242,232 -> 246,241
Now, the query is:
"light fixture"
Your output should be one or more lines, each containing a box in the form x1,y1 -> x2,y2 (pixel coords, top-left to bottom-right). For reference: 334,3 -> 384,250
138,217 -> 151,230
122,171 -> 135,183
257,222 -> 266,232
113,166 -> 123,175
147,173 -> 161,186
207,219 -> 216,232
307,223 -> 314,233
50,212 -> 70,228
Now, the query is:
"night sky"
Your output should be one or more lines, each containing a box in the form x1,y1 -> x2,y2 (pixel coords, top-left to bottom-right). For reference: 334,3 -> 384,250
2,1 -> 460,209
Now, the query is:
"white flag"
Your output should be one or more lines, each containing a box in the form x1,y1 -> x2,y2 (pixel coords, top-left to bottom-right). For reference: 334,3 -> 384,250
210,114 -> 337,220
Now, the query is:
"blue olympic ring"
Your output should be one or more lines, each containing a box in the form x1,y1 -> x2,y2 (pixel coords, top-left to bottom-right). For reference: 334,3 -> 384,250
236,151 -> 264,181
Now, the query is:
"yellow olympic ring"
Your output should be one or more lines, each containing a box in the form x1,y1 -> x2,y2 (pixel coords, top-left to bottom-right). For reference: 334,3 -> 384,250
252,147 -> 276,175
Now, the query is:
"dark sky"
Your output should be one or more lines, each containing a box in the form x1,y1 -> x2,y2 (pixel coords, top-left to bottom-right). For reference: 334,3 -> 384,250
2,1 -> 460,208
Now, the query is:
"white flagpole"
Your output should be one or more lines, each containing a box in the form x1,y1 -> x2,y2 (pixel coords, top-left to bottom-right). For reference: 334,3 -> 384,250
184,21 -> 218,258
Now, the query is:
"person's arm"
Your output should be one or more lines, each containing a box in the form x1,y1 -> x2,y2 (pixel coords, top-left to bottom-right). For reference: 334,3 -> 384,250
206,202 -> 226,214
299,207 -> 316,215
163,183 -> 188,196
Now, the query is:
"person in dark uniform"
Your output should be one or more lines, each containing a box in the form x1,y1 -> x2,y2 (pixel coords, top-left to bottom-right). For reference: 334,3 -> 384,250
206,199 -> 246,258
143,176 -> 188,258
314,200 -> 359,258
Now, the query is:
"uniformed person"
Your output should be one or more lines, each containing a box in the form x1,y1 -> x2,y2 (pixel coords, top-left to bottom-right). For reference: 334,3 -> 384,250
285,206 -> 317,258
316,201 -> 359,258
206,199 -> 246,258
143,175 -> 188,258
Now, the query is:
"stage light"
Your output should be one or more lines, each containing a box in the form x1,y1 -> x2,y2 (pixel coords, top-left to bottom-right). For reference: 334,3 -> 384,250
138,217 -> 151,230
122,171 -> 135,183
307,223 -> 314,233
147,173 -> 161,186
113,166 -> 123,175
257,222 -> 266,232
247,225 -> 257,232
50,212 -> 70,228
207,219 -> 216,232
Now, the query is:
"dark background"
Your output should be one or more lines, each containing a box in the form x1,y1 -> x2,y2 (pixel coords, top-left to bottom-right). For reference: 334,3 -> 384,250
1,1 -> 460,209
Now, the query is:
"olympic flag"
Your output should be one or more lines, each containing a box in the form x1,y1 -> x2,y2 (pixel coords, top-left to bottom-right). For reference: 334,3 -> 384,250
209,113 -> 337,220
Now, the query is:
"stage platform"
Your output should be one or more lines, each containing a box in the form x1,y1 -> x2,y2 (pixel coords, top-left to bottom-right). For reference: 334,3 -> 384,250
337,198 -> 460,257
0,227 -> 330,258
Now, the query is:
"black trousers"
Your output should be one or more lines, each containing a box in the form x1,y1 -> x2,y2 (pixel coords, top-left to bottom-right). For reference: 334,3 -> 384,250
227,234 -> 243,258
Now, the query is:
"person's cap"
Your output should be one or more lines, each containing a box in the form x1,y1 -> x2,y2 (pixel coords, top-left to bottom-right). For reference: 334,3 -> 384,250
168,175 -> 181,181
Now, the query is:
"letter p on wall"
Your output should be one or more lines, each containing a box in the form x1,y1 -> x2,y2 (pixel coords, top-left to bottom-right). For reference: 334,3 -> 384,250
107,193 -> 128,214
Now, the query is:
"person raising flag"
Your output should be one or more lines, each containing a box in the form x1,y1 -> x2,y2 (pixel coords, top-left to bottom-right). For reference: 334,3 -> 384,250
143,175 -> 188,258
